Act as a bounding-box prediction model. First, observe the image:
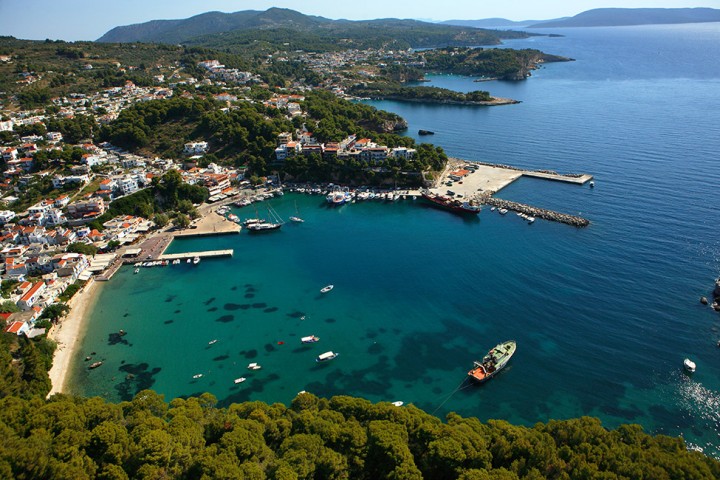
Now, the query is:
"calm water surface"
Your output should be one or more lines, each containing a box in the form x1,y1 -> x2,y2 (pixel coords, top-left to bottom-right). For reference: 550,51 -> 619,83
71,24 -> 720,455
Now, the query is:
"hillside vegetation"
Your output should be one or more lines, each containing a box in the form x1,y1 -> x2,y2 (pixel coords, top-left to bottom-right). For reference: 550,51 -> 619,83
0,388 -> 717,479
96,8 -> 530,51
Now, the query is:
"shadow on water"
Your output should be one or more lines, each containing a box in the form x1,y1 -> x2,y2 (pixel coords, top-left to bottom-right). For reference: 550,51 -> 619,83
218,373 -> 281,407
116,363 -> 161,401
203,297 -> 216,305
207,307 -> 218,312
107,333 -> 130,346
216,315 -> 234,323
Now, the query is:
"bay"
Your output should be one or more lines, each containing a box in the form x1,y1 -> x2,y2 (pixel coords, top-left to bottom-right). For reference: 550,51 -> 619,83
70,23 -> 720,455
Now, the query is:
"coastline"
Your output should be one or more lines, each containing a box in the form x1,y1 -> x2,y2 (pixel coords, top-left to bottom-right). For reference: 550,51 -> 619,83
46,279 -> 102,397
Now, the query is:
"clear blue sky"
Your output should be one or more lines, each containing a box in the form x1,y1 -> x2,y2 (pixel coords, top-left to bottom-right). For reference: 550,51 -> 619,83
0,1 -> 716,41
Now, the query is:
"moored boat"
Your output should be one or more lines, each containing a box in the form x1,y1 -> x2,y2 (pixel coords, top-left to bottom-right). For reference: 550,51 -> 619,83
192,256 -> 200,265
192,373 -> 203,379
88,361 -> 103,369
234,377 -> 246,384
421,190 -> 481,215
316,351 -> 338,362
208,339 -> 218,345
301,335 -> 320,344
320,285 -> 334,293
247,362 -> 262,370
684,358 -> 696,373
468,340 -> 516,383
289,216 -> 304,223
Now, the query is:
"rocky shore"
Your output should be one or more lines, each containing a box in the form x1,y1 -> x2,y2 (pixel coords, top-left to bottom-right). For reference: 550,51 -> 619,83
712,278 -> 720,311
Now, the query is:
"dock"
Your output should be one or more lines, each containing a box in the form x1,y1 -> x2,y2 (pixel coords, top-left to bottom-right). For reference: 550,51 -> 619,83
521,171 -> 593,184
158,249 -> 233,261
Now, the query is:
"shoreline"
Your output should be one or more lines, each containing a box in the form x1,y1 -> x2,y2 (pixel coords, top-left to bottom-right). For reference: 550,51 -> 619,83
46,279 -> 103,397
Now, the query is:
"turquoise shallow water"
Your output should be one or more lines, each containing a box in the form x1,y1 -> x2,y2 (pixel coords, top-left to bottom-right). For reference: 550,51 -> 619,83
71,24 -> 720,455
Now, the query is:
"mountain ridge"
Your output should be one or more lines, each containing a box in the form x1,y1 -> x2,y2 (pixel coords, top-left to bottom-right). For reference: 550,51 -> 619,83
529,7 -> 720,28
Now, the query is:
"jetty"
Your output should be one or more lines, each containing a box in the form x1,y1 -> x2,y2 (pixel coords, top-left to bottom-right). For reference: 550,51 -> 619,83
158,249 -> 233,261
435,159 -> 592,226
481,197 -> 589,227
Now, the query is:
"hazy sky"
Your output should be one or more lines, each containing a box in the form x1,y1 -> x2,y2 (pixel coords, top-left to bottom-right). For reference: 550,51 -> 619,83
1,0 -> 717,41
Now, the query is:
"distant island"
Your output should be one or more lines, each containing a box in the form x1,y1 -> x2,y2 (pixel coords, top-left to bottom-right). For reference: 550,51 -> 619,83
442,7 -> 720,29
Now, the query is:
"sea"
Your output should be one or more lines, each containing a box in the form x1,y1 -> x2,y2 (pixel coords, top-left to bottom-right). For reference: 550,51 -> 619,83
69,23 -> 720,455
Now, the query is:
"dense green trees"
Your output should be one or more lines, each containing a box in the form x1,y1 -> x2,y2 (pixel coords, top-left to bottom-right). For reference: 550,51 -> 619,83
0,390 -> 717,479
348,83 -> 493,104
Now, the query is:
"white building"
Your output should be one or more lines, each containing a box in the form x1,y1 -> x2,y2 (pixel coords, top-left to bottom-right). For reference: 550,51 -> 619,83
0,210 -> 16,224
183,142 -> 209,155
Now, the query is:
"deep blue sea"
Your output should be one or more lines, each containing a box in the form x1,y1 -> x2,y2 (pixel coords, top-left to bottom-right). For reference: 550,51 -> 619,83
70,24 -> 720,455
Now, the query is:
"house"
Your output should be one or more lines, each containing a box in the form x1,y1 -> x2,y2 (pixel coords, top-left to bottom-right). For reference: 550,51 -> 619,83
46,131 -> 63,142
4,320 -> 29,336
67,198 -> 106,219
0,210 -> 16,224
17,281 -> 46,311
183,142 -> 209,155
117,176 -> 139,196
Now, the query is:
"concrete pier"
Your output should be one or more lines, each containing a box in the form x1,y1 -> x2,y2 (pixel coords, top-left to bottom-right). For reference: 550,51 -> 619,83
158,249 -> 233,261
521,171 -> 593,184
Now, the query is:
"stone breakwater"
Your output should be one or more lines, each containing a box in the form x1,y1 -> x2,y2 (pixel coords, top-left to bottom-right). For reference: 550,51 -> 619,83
480,196 -> 591,227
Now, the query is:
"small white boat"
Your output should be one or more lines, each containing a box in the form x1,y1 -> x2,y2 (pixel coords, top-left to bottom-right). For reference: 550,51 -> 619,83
684,358 -> 696,373
234,377 -> 246,384
192,256 -> 200,265
208,339 -> 218,345
192,374 -> 203,379
247,363 -> 262,370
490,207 -> 496,211
527,216 -> 536,224
186,258 -> 191,264
589,181 -> 595,188
391,401 -> 404,407
134,268 -> 139,274
301,335 -> 320,344
320,285 -> 334,293
498,208 -> 508,215
316,351 -> 338,362
289,216 -> 304,223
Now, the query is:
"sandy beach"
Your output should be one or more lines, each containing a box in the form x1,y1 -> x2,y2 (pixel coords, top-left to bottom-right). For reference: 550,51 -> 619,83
47,279 -> 102,397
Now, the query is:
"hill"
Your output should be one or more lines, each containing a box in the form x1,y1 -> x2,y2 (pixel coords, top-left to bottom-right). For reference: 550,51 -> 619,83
529,7 -> 720,28
440,18 -> 547,28
96,7 -> 529,49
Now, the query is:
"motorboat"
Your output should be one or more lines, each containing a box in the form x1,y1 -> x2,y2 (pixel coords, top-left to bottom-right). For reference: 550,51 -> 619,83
192,256 -> 200,265
88,361 -> 103,369
590,181 -> 595,188
289,216 -> 304,223
234,377 -> 247,384
134,268 -> 139,274
247,363 -> 262,370
316,351 -> 338,362
498,208 -> 508,215
468,340 -> 516,383
301,335 -> 320,344
684,358 -> 696,373
208,339 -> 218,345
192,373 -> 203,379
391,401 -> 404,407
320,285 -> 334,293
